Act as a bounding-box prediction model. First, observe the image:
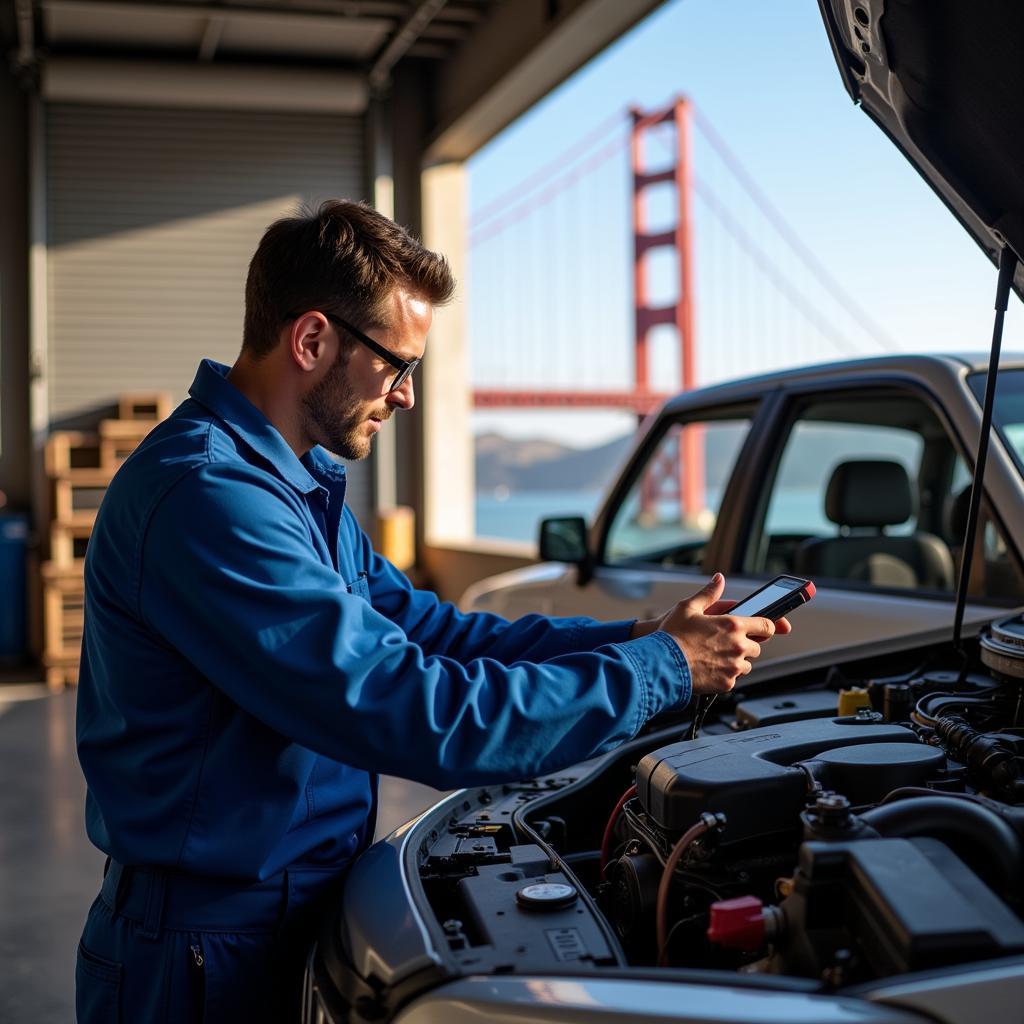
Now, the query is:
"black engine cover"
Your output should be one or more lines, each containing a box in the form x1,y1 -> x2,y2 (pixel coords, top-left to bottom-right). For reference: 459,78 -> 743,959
636,719 -> 919,842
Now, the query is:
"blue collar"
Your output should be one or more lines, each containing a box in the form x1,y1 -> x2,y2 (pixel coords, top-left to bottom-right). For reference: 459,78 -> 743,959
188,359 -> 346,495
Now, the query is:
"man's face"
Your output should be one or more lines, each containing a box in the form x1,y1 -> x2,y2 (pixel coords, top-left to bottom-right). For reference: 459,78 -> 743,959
302,286 -> 431,460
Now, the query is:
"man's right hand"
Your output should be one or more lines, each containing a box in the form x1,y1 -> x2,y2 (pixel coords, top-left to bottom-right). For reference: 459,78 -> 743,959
652,573 -> 783,694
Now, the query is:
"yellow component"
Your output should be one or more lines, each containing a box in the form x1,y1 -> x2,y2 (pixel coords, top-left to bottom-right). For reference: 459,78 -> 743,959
837,687 -> 872,716
377,506 -> 416,571
775,876 -> 795,899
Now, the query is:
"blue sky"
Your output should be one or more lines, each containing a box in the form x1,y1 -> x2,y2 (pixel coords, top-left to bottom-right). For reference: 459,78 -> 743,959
466,0 -> 1022,444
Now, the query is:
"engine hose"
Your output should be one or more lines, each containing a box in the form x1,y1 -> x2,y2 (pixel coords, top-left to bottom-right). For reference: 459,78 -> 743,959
655,813 -> 722,965
881,786 -> 1024,849
935,716 -> 1024,797
860,795 -> 1024,902
600,785 -> 637,880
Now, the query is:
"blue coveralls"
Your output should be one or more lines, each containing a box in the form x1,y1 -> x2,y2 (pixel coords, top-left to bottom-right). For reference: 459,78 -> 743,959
75,359 -> 693,1022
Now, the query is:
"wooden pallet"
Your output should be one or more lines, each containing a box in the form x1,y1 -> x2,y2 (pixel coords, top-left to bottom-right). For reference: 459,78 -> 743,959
42,565 -> 84,691
42,655 -> 80,691
118,392 -> 172,422
45,431 -> 102,475
49,520 -> 94,568
52,468 -> 115,527
98,418 -> 158,468
46,418 -> 159,475
39,391 -> 172,685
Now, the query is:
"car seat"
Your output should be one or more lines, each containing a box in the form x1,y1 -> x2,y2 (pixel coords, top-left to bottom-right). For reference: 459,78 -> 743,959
945,481 -> 1022,600
794,459 -> 954,589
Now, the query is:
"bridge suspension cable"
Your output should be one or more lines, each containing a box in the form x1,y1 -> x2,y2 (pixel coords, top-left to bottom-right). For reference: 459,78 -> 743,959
692,176 -> 863,357
689,105 -> 901,353
468,95 -> 901,411
469,117 -> 631,249
470,108 -> 629,232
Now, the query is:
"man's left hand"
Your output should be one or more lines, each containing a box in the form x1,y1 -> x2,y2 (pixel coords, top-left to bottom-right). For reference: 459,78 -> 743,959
630,598 -> 793,641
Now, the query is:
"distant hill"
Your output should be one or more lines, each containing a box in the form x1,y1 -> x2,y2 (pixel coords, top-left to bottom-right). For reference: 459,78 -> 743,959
475,432 -> 632,492
476,420 -> 920,496
474,423 -> 754,493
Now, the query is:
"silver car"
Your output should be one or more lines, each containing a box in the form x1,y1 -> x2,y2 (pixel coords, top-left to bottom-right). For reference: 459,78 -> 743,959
462,352 -> 1024,685
303,3 -> 1024,1022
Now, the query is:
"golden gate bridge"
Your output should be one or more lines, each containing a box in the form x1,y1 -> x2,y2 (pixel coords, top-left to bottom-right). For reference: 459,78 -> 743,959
467,96 -> 902,520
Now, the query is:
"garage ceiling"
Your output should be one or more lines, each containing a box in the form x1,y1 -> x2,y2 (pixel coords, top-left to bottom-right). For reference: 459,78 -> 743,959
34,0 -> 488,83
7,0 -> 667,159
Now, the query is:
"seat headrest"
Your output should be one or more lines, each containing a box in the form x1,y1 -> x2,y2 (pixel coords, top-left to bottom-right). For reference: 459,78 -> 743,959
825,459 -> 913,528
946,483 -> 973,541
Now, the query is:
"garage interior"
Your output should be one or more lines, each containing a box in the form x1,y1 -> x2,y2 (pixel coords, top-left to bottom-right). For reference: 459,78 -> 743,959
0,0 -> 666,1016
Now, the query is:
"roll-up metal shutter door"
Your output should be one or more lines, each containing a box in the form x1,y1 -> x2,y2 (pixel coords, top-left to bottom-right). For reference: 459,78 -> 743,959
45,103 -> 373,522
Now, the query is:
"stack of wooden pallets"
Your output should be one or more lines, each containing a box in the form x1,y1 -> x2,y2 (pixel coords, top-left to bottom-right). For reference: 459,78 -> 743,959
41,393 -> 172,690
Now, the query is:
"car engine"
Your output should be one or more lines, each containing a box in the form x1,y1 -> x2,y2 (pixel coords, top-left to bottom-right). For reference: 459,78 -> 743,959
400,615 -> 1024,1008
597,613 -> 1024,984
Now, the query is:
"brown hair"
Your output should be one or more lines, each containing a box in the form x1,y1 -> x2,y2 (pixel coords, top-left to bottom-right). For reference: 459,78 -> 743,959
243,199 -> 455,357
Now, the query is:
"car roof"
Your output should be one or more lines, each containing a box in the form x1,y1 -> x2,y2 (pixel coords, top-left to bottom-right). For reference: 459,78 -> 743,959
817,2 -> 1024,299
660,352 -> 1024,414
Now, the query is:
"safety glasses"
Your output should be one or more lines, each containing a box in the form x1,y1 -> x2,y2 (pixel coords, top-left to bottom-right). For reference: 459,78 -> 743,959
323,314 -> 420,394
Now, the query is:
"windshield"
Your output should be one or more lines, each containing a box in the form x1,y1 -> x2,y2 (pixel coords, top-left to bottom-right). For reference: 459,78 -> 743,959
969,369 -> 1024,476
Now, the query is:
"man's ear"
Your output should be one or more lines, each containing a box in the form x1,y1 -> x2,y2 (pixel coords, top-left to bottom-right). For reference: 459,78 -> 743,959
288,313 -> 331,372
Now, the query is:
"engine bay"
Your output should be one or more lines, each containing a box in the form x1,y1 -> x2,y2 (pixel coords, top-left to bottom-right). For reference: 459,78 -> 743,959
415,615 -> 1024,992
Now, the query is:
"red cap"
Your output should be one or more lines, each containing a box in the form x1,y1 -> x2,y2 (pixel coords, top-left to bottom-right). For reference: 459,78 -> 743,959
805,581 -> 816,599
706,895 -> 766,950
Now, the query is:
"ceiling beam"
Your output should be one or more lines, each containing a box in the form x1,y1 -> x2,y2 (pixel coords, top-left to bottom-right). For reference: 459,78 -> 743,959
416,21 -> 471,41
235,0 -> 485,21
369,0 -> 448,92
14,0 -> 37,72
39,0 -> 395,30
42,56 -> 368,111
197,17 -> 225,61
426,0 -> 667,163
39,0 -> 483,24
405,40 -> 449,58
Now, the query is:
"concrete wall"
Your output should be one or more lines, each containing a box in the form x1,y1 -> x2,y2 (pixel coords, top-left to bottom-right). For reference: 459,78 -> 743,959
420,541 -> 535,606
420,161 -> 473,546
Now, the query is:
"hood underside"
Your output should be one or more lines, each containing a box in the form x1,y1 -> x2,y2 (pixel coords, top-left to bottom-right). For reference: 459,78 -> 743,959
818,0 -> 1024,297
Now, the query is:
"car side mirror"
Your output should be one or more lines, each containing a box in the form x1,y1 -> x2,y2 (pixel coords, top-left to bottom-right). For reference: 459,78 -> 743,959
539,516 -> 589,564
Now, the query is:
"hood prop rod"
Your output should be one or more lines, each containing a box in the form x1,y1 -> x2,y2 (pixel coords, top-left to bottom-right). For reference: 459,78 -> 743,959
952,245 -> 1019,661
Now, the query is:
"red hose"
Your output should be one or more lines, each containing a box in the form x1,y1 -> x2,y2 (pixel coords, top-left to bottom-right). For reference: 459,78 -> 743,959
655,818 -> 715,964
600,784 -> 637,879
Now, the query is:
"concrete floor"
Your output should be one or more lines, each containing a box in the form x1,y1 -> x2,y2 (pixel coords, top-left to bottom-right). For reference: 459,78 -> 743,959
0,685 -> 443,1022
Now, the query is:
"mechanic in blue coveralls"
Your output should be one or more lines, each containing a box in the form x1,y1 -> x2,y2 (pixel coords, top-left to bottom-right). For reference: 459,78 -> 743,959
75,200 -> 790,1022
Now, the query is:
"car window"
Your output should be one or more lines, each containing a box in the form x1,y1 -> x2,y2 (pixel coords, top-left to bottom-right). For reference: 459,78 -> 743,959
605,416 -> 752,567
949,456 -> 1024,602
746,392 -> 1024,601
762,421 -> 924,540
970,368 -> 1024,477
747,395 -> 937,588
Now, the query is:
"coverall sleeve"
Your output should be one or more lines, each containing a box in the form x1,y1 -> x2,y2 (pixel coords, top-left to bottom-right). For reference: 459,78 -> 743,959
345,510 -> 638,663
139,465 -> 692,789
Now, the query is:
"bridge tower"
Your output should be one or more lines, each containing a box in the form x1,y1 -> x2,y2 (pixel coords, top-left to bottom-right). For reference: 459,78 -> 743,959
632,97 -> 704,522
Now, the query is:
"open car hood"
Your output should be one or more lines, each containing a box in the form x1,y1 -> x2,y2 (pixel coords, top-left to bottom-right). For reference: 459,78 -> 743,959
818,1 -> 1024,296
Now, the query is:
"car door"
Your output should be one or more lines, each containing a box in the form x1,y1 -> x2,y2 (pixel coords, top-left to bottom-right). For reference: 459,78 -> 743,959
462,400 -> 765,622
463,377 -> 1024,679
585,382 -> 1018,677
721,382 -> 1024,676
583,402 -> 761,612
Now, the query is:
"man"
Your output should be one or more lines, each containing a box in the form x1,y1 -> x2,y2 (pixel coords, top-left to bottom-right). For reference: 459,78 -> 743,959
75,200 -> 788,1022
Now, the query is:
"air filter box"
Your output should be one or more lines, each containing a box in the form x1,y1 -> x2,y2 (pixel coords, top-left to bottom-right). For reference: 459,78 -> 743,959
636,719 -> 917,842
